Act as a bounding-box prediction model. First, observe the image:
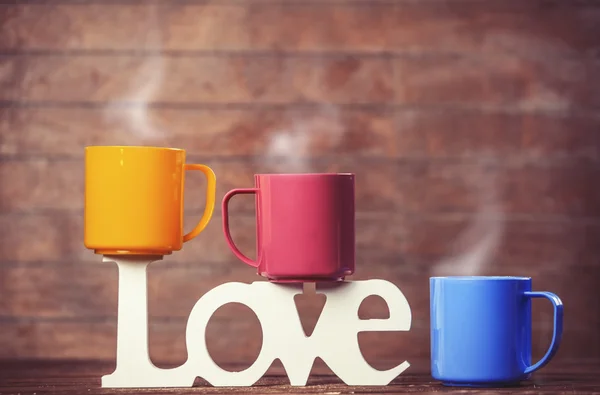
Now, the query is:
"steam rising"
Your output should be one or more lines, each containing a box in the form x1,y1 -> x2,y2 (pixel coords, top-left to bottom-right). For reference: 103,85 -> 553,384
98,13 -> 572,279
262,104 -> 344,172
424,31 -> 584,275
431,164 -> 504,276
261,106 -> 505,277
103,7 -> 165,141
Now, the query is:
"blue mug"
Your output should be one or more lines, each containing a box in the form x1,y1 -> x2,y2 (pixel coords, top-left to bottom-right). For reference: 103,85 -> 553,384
430,276 -> 563,387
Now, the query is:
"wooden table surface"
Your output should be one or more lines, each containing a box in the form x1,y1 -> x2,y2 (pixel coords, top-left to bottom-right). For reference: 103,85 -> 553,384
0,359 -> 599,395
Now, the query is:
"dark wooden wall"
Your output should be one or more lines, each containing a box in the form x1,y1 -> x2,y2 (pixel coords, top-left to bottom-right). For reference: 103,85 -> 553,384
1,0 -> 599,370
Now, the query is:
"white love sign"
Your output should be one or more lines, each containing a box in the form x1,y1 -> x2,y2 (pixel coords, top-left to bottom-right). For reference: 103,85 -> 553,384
101,255 -> 413,388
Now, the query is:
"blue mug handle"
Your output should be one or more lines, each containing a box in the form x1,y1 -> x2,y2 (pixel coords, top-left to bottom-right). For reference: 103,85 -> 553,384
523,291 -> 564,374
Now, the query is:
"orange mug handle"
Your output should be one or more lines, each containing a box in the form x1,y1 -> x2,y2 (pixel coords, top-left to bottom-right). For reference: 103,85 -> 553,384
183,164 -> 216,242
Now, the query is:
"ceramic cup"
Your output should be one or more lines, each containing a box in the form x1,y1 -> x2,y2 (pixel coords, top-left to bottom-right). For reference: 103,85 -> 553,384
430,276 -> 563,387
84,145 -> 216,255
222,173 -> 355,282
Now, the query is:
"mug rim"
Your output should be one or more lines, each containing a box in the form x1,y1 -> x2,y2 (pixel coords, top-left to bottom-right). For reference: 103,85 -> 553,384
254,172 -> 354,177
430,276 -> 531,281
85,145 -> 184,152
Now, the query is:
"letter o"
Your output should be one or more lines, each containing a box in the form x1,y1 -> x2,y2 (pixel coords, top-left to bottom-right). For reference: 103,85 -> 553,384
184,282 -> 273,387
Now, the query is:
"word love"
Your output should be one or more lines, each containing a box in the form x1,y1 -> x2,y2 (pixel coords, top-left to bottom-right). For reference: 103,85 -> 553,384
102,255 -> 413,388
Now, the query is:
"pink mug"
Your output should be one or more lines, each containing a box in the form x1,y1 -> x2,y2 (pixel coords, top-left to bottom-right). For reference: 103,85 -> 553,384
222,173 -> 355,282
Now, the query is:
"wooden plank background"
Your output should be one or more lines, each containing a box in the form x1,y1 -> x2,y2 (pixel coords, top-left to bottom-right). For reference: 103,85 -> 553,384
1,0 -> 599,371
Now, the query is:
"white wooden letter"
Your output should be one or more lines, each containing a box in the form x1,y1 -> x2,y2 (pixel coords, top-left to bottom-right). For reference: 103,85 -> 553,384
311,280 -> 412,385
101,256 -> 412,388
101,255 -> 195,388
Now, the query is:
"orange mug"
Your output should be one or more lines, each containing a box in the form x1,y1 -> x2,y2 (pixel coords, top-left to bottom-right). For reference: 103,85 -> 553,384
84,146 -> 216,255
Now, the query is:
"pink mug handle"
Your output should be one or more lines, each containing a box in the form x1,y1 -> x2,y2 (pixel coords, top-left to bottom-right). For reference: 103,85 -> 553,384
222,188 -> 259,267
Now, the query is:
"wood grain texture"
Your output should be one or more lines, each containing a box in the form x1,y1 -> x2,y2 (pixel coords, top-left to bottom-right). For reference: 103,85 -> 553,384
1,0 -> 600,364
0,107 -> 396,158
393,55 -> 600,111
3,108 -> 600,161
1,2 -> 599,55
0,55 -> 394,104
2,159 -> 600,218
401,216 -> 600,268
0,213 -> 406,264
0,286 -> 596,365
0,285 -> 596,363
1,359 -> 600,394
2,212 -> 600,269
2,53 -> 598,109
0,320 -> 586,364
0,262 -> 407,321
0,158 -> 401,213
395,161 -> 600,217
1,262 -> 597,338
0,314 -> 430,364
396,110 -> 600,160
